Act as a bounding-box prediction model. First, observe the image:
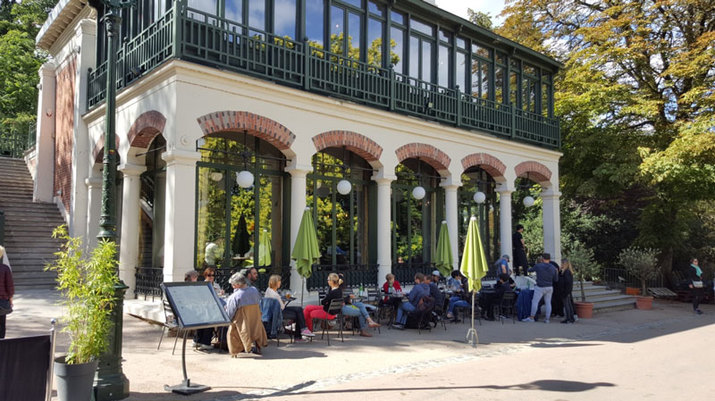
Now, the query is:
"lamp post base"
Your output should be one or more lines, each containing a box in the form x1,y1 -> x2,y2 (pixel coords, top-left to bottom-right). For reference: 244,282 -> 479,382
94,374 -> 130,401
164,380 -> 211,395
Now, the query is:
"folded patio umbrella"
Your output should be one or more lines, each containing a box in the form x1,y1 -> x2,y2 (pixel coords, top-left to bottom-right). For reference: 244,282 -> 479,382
291,208 -> 321,305
435,220 -> 453,277
460,216 -> 488,347
258,229 -> 272,267
232,214 -> 251,257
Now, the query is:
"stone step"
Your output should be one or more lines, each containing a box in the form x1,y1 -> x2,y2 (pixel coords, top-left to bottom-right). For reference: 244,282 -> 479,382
591,298 -> 636,313
579,289 -> 624,300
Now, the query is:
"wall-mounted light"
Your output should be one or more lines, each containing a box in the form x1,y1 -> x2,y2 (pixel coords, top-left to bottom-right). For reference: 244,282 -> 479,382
473,191 -> 486,204
236,170 -> 254,188
210,172 -> 223,182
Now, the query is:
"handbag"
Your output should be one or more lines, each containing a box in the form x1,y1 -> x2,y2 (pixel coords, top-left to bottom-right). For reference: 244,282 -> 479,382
692,281 -> 703,289
0,299 -> 11,316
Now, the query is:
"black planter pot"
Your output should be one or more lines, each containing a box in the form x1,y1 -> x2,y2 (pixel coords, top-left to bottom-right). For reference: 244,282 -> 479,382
54,356 -> 98,401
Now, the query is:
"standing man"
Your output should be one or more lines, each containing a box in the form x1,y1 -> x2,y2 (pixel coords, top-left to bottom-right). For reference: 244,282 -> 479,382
522,253 -> 558,323
512,224 -> 528,276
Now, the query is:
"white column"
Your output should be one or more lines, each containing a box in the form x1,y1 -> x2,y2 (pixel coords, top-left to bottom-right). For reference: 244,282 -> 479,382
441,178 -> 461,270
84,173 -> 102,251
496,184 -> 513,261
542,187 -> 562,262
161,150 -> 201,283
286,164 -> 311,294
34,62 -> 57,202
118,163 -> 146,298
373,173 -> 396,285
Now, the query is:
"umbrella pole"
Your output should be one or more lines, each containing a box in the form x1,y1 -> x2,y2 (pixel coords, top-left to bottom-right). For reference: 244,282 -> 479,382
301,277 -> 305,307
466,292 -> 478,347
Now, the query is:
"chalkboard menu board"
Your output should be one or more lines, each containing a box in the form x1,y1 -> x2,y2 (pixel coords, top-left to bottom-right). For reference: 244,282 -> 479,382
161,282 -> 230,329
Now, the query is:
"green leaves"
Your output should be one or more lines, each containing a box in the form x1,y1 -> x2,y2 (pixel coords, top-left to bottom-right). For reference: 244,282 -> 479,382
45,225 -> 120,364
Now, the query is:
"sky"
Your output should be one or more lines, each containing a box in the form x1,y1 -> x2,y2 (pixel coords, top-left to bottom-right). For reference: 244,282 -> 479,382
434,0 -> 506,25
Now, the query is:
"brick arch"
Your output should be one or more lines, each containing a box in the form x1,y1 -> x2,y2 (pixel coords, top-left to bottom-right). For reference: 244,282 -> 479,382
196,111 -> 295,150
312,130 -> 383,162
461,153 -> 507,179
128,110 -> 166,149
395,143 -> 451,173
514,161 -> 552,183
92,136 -> 121,164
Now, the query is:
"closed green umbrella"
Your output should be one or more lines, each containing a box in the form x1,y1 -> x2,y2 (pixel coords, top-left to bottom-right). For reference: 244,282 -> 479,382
435,221 -> 453,277
258,229 -> 272,267
291,208 -> 321,305
460,215 -> 488,347
232,214 -> 251,257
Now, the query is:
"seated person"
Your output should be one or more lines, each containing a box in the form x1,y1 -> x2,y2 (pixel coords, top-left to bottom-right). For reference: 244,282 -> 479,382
479,274 -> 512,320
264,274 -> 314,341
338,275 -> 380,337
431,270 -> 443,287
391,273 -> 430,330
184,270 -> 199,282
381,273 -> 403,305
225,273 -> 267,356
447,270 -> 464,293
494,255 -> 512,276
303,273 -> 343,332
446,271 -> 470,320
423,273 -> 445,313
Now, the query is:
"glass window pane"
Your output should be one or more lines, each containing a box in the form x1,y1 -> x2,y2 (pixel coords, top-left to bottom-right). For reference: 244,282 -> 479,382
248,0 -> 265,30
439,29 -> 450,43
188,0 -> 217,21
368,17 -> 383,67
274,0 -> 296,39
456,52 -> 467,91
224,0 -> 242,23
456,37 -> 466,49
391,10 -> 404,25
496,64 -> 505,103
368,0 -> 384,16
472,42 -> 490,59
481,62 -> 489,99
411,18 -> 434,36
422,40 -> 432,83
306,0 -> 324,47
348,12 -> 361,60
409,35 -> 419,78
340,0 -> 361,8
391,26 -> 404,73
438,44 -> 449,87
331,6 -> 345,55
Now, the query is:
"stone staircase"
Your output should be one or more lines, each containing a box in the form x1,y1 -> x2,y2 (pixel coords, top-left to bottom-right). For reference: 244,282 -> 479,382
576,281 -> 636,312
0,157 -> 64,289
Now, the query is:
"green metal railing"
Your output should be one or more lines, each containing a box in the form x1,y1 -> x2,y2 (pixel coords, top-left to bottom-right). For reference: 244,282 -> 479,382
0,123 -> 36,158
87,3 -> 560,149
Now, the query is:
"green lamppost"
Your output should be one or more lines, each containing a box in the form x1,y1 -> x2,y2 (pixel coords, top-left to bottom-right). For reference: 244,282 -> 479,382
95,0 -> 135,399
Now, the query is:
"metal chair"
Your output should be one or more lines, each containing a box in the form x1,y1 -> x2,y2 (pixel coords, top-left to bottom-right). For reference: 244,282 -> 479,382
157,297 -> 187,355
313,298 -> 345,345
494,291 -> 518,324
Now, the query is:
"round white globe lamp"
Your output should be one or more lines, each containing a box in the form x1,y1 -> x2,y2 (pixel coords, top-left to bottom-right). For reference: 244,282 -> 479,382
236,170 -> 254,188
473,191 -> 486,204
412,186 -> 426,200
336,179 -> 352,195
523,195 -> 535,207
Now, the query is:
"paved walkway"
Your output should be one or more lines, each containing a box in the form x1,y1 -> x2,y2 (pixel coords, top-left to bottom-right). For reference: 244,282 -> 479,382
7,289 -> 714,400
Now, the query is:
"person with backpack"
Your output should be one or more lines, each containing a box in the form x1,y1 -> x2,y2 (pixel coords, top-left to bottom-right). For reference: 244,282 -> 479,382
391,273 -> 430,330
494,255 -> 512,276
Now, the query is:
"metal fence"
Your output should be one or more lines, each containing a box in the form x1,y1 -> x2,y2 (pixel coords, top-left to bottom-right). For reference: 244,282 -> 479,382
392,262 -> 436,285
0,123 -> 36,159
601,267 -> 663,291
134,266 -> 164,300
305,264 -> 379,291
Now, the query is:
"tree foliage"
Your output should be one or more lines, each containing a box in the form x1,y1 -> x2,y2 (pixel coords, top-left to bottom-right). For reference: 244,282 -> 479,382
498,0 -> 715,277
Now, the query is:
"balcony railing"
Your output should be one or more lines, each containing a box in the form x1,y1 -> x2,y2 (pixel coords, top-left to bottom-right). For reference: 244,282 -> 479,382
0,122 -> 36,158
87,3 -> 559,149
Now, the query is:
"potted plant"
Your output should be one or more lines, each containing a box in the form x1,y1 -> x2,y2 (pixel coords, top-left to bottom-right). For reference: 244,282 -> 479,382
617,247 -> 659,310
566,240 -> 601,318
45,226 -> 120,401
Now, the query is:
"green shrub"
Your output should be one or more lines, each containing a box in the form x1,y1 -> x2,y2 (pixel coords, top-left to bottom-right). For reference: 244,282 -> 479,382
45,225 -> 119,364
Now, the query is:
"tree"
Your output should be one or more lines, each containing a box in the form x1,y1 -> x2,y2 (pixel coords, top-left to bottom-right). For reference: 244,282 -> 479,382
498,0 -> 715,280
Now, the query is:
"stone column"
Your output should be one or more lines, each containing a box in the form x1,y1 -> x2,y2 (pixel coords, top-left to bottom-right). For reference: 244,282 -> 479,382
373,172 -> 396,284
161,150 -> 201,283
34,62 -> 57,202
542,187 -> 562,262
286,164 -> 311,295
84,172 -> 102,251
441,178 -> 461,270
496,183 -> 514,261
118,163 -> 146,298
